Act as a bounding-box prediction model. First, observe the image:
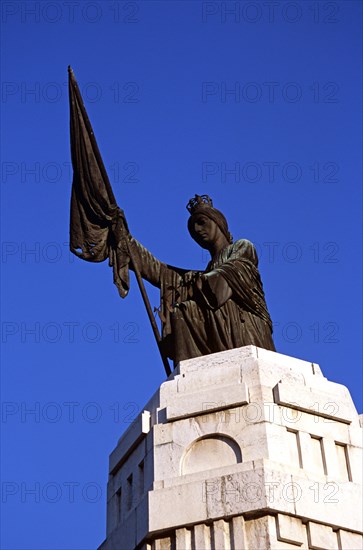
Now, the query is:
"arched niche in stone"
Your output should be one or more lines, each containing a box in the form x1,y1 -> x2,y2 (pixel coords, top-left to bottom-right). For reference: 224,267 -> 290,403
181,434 -> 242,475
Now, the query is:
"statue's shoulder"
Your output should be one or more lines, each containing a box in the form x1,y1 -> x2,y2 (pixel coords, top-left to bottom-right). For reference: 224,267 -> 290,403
230,239 -> 258,264
233,238 -> 254,245
232,238 -> 256,252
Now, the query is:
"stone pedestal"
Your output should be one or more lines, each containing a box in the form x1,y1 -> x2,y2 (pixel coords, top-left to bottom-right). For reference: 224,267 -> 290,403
98,346 -> 363,550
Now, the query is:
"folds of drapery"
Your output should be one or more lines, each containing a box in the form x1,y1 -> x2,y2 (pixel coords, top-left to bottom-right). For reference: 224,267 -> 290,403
214,258 -> 273,329
204,239 -> 273,329
68,66 -> 130,297
122,238 -> 274,361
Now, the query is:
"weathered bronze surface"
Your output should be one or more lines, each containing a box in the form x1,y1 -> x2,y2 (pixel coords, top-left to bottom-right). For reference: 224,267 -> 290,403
111,195 -> 275,365
68,68 -> 275,369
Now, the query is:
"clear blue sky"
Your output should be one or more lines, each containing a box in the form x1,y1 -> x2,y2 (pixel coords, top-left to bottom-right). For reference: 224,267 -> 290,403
1,1 -> 362,548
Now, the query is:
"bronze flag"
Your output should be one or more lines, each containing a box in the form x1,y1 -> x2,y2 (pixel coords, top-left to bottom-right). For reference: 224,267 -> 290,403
68,66 -> 129,297
68,67 -> 171,375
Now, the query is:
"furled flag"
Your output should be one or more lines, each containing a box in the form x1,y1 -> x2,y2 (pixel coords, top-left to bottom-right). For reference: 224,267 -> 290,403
68,66 -> 129,297
68,67 -> 171,374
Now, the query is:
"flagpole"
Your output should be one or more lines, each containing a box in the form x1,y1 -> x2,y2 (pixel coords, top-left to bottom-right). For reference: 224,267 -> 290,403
68,67 -> 171,377
127,240 -> 172,377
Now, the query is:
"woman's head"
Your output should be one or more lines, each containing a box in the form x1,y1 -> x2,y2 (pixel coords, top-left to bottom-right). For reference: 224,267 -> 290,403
187,195 -> 233,246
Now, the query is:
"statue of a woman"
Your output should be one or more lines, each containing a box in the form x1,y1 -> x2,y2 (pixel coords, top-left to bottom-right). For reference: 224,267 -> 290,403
111,195 -> 275,365
68,72 -> 274,367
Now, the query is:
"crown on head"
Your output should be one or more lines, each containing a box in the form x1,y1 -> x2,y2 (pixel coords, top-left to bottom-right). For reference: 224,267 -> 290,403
186,194 -> 213,214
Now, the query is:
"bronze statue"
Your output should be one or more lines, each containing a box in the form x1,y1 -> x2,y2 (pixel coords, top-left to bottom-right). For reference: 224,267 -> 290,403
110,195 -> 275,366
68,67 -> 275,372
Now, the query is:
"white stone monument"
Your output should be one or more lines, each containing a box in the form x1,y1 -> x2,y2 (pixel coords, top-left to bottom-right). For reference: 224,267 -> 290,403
98,346 -> 363,549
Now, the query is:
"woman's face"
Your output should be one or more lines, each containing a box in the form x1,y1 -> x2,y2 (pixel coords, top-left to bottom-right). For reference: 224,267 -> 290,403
190,215 -> 221,249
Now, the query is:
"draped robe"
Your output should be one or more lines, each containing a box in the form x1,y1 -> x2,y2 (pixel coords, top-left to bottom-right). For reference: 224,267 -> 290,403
115,236 -> 275,364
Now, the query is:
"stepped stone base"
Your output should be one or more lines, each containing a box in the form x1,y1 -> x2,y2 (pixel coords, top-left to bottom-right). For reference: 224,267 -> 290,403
98,346 -> 363,550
